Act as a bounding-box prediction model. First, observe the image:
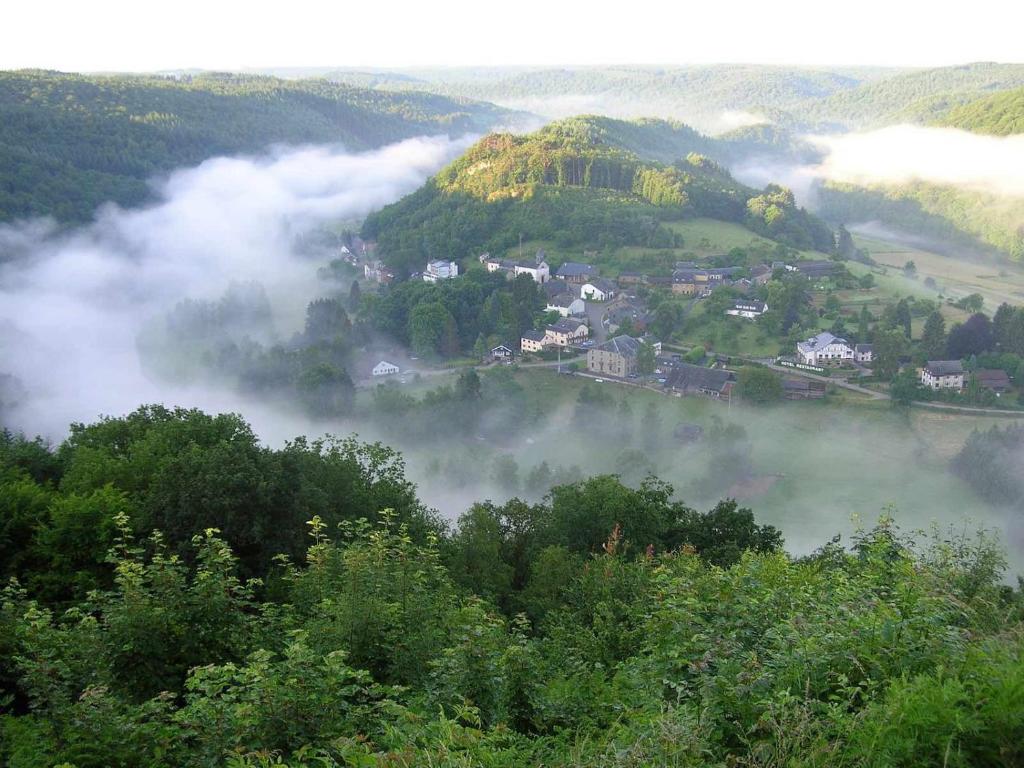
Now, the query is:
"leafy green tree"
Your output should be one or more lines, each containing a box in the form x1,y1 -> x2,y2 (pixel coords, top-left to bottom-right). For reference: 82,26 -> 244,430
409,301 -> 456,358
890,368 -> 924,407
735,366 -> 783,404
636,341 -> 657,375
894,298 -> 913,338
920,311 -> 947,359
873,329 -> 907,379
947,313 -> 994,359
857,304 -> 873,340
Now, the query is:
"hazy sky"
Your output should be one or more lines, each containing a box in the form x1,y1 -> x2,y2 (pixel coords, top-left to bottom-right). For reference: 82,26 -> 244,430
3,0 -> 1022,72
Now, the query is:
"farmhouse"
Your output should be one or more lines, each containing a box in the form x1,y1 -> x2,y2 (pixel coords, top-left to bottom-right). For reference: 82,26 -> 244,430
854,344 -> 873,363
664,363 -> 736,399
725,299 -> 768,319
795,260 -> 839,279
920,360 -> 965,390
556,262 -> 599,284
975,368 -> 1011,395
513,250 -> 550,283
545,318 -> 589,347
520,329 -> 548,353
423,259 -> 459,282
545,292 -> 586,317
580,277 -> 617,301
587,335 -> 642,377
372,360 -> 400,377
796,332 -> 854,366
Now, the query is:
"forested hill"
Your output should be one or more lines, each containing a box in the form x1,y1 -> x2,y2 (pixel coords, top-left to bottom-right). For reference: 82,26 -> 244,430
803,62 -> 1024,127
362,116 -> 834,276
936,86 -> 1024,135
0,70 -> 515,223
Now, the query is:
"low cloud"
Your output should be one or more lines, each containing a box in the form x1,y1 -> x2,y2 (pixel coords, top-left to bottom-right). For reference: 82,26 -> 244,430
0,136 -> 471,439
809,125 -> 1024,198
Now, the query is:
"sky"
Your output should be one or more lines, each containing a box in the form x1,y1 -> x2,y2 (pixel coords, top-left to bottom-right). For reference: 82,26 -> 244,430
2,0 -> 1022,72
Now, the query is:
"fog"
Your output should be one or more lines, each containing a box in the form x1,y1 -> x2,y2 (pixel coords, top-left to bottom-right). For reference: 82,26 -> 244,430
0,136 -> 472,439
808,125 -> 1024,198
0,127 -> 1019,566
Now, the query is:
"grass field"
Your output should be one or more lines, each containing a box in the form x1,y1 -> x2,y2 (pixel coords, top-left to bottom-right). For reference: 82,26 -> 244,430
500,218 -> 833,278
853,233 -> 1024,310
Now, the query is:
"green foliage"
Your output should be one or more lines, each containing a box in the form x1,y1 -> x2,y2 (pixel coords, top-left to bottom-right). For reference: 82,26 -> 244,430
363,117 -> 834,275
938,86 -> 1024,135
818,180 -> 1024,261
735,365 -> 783,404
0,70 -> 510,222
0,408 -> 1021,767
951,425 -> 1024,506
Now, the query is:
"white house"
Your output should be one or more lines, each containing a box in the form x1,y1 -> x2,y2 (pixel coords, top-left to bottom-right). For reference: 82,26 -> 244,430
423,260 -> 459,282
514,258 -> 550,283
545,292 -> 586,317
854,344 -> 873,363
796,332 -> 854,366
725,300 -> 768,319
372,360 -> 400,377
490,344 -> 515,361
580,278 -> 616,301
920,360 -> 965,390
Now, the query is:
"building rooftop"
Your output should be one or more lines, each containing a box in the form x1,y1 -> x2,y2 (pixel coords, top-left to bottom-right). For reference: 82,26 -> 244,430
593,335 -> 642,358
925,360 -> 965,376
664,363 -> 735,393
556,261 -> 598,277
521,329 -> 546,342
797,332 -> 849,354
548,318 -> 587,334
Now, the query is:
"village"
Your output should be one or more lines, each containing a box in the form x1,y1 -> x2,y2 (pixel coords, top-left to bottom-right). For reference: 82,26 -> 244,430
350,240 -> 1022,411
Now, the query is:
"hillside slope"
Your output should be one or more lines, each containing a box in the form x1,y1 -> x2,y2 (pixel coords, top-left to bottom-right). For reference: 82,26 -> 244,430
0,70 -> 515,223
802,62 -> 1024,127
362,117 -> 834,275
936,86 -> 1024,135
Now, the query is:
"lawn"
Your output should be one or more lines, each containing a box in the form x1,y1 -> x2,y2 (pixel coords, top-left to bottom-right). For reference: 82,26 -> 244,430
664,218 -> 830,261
853,232 -> 1024,310
499,218 -> 835,279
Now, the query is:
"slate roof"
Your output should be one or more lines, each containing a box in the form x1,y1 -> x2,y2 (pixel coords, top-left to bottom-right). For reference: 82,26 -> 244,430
925,360 -> 965,377
556,262 -> 598,278
593,335 -> 642,358
584,277 -> 616,293
521,329 -> 546,342
976,369 -> 1011,389
548,318 -> 587,334
664,363 -> 735,393
797,332 -> 850,355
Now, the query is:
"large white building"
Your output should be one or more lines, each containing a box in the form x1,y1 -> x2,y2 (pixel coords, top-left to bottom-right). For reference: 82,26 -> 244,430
423,260 -> 459,282
920,360 -> 965,390
796,332 -> 854,366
